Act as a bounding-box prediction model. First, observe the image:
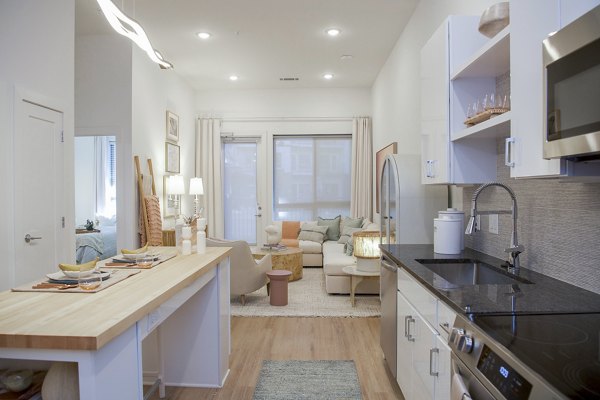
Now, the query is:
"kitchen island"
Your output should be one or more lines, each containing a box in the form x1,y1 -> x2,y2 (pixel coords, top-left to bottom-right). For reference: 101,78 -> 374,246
0,246 -> 231,399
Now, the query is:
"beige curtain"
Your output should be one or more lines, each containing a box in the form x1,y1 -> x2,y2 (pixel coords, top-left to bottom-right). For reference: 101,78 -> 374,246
196,118 -> 224,238
350,117 -> 373,220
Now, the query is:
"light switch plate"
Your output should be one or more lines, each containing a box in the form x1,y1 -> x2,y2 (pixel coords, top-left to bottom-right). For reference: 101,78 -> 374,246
489,214 -> 499,234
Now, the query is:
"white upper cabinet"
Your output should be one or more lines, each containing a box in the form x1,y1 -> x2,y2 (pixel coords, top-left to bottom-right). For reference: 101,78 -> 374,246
420,16 -> 501,185
509,0 -> 600,178
509,0 -> 563,177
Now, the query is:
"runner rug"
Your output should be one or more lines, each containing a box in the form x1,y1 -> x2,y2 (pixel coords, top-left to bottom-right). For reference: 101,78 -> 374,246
253,360 -> 362,400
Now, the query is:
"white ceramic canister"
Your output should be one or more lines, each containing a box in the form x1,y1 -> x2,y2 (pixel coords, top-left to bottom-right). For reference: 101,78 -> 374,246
434,217 -> 462,254
438,208 -> 465,249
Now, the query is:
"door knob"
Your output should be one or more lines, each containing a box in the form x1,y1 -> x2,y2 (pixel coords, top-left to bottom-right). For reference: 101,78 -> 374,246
24,234 -> 42,243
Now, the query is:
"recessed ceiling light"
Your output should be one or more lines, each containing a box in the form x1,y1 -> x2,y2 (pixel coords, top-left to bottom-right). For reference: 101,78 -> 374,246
323,73 -> 334,80
229,75 -> 239,81
197,32 -> 211,40
326,28 -> 341,37
340,54 -> 353,60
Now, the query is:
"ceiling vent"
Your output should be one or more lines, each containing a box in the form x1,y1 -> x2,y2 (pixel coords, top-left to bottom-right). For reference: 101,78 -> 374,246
280,77 -> 299,81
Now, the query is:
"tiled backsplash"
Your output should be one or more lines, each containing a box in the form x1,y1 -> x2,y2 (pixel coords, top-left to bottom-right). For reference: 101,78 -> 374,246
462,139 -> 600,294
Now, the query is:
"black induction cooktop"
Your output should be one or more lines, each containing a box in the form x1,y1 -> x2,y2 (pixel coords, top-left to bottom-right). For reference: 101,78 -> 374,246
472,313 -> 600,399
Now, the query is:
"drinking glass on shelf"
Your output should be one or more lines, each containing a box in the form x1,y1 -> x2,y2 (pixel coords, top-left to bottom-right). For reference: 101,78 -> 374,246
501,94 -> 511,110
483,93 -> 494,111
475,99 -> 484,115
466,104 -> 474,119
78,269 -> 102,291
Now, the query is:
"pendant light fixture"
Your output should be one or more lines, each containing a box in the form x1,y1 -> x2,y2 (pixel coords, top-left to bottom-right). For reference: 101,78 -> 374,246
96,0 -> 173,69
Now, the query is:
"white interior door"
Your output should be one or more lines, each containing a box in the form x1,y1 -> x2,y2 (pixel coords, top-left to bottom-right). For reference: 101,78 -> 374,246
222,137 -> 264,244
14,100 -> 63,285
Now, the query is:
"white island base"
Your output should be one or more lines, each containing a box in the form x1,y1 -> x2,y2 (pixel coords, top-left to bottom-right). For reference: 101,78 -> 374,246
0,248 -> 231,400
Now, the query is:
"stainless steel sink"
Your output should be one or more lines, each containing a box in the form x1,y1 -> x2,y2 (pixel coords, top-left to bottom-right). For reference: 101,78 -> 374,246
415,259 -> 533,285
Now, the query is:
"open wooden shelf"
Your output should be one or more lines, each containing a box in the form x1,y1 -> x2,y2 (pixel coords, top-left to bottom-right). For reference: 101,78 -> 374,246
452,111 -> 511,141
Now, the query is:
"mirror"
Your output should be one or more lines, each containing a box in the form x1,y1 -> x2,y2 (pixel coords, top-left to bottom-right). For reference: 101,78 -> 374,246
74,136 -> 118,263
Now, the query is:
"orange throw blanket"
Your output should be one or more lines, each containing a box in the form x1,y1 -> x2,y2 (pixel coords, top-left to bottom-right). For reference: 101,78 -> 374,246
281,221 -> 300,247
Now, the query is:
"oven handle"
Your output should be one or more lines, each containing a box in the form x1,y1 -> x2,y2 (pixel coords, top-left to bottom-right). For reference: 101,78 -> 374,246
451,357 -> 472,400
451,353 -> 495,400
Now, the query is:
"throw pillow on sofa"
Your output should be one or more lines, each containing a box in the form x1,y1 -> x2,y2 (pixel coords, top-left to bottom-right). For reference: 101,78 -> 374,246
340,216 -> 363,235
344,235 -> 355,256
298,223 -> 329,243
317,215 -> 341,241
338,226 -> 363,244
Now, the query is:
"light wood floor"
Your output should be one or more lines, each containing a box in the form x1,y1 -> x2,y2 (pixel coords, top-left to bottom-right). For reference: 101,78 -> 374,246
148,317 -> 404,399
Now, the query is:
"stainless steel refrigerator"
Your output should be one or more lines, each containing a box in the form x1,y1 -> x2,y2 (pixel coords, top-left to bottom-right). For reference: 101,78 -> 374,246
379,154 -> 447,378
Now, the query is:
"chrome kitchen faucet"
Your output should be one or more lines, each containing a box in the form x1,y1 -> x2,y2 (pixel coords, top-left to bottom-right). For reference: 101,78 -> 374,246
465,182 -> 525,273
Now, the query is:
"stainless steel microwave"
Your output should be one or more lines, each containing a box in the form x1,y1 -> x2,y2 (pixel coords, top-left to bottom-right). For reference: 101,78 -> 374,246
543,5 -> 600,159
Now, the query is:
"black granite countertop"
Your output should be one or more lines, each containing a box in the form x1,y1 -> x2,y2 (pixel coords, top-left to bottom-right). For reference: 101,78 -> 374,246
381,244 -> 600,316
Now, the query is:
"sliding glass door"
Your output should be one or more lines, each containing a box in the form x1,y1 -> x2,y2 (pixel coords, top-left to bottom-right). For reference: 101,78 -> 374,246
223,138 -> 261,244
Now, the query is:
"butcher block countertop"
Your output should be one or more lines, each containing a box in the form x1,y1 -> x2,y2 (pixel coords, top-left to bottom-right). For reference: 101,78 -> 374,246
0,247 -> 231,352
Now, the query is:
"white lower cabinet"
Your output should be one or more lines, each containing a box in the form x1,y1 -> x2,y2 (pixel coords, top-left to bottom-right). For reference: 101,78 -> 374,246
397,292 -> 415,400
411,311 -> 436,400
397,288 -> 452,400
435,336 -> 452,400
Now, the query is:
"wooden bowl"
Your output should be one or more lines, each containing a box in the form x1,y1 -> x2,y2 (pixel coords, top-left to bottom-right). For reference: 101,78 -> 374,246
479,2 -> 509,38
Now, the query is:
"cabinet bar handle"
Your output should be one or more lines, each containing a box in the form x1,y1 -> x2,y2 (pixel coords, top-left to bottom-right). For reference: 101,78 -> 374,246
406,316 -> 415,342
404,315 -> 410,338
429,348 -> 439,376
505,137 -> 515,167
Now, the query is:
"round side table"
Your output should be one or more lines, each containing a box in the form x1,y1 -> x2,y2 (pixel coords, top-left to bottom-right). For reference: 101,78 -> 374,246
252,247 -> 303,281
342,265 -> 380,307
266,270 -> 293,306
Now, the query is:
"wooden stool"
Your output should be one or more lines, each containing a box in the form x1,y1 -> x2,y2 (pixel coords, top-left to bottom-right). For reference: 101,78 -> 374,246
266,270 -> 292,306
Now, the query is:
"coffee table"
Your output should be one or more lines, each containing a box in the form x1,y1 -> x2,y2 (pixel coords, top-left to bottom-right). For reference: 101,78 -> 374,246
252,247 -> 303,281
342,265 -> 380,307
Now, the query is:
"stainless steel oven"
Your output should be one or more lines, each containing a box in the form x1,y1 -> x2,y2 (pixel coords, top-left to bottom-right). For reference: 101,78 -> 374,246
543,5 -> 600,159
449,315 -> 568,400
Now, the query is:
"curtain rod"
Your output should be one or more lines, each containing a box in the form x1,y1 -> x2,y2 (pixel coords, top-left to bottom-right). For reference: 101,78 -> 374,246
202,116 -> 357,123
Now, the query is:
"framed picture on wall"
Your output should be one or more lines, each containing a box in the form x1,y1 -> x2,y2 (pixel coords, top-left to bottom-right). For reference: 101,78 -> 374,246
163,175 -> 176,218
375,142 -> 398,213
166,110 -> 179,142
165,142 -> 180,173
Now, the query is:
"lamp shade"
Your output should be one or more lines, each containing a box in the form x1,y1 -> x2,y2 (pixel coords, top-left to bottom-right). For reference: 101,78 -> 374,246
168,175 -> 185,195
189,177 -> 204,195
353,231 -> 395,259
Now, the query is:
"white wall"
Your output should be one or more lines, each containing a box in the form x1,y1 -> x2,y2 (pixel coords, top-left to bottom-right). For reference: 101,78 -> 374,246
371,0 -> 499,214
0,0 -> 75,290
132,46 -> 197,230
197,88 -> 371,119
75,34 -> 134,247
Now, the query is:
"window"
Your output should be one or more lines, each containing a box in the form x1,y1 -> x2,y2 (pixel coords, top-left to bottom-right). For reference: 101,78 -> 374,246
273,135 -> 351,221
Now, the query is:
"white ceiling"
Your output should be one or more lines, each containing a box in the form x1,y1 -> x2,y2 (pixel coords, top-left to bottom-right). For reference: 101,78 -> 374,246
76,0 -> 418,91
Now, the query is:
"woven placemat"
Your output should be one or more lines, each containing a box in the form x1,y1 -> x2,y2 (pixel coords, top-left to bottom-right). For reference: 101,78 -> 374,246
11,269 -> 141,293
101,252 -> 176,269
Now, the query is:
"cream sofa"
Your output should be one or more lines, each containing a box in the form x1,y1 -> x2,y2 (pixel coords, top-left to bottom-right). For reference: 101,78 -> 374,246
271,220 -> 380,294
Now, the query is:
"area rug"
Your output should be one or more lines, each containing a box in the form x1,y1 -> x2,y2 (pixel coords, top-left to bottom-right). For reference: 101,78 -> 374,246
231,268 -> 380,317
253,360 -> 362,400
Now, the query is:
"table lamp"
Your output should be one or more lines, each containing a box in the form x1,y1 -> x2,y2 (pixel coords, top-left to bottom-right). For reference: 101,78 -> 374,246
189,177 -> 204,218
353,231 -> 395,272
